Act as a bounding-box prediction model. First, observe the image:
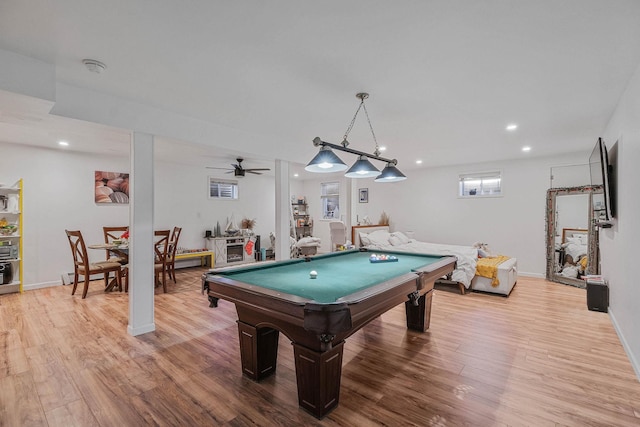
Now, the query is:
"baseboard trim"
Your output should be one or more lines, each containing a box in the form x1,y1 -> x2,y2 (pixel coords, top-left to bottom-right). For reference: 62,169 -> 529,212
516,271 -> 545,279
23,281 -> 63,291
608,307 -> 640,381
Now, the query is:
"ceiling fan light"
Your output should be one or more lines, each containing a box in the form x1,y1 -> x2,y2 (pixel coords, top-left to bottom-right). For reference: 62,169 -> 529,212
305,146 -> 348,173
374,163 -> 407,182
344,155 -> 381,178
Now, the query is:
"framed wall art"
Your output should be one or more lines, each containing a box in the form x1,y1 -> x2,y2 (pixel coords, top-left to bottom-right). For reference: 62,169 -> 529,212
359,188 -> 369,203
95,171 -> 129,204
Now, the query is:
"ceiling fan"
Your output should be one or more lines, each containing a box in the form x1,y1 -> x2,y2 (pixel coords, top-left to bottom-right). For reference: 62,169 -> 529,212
206,157 -> 271,177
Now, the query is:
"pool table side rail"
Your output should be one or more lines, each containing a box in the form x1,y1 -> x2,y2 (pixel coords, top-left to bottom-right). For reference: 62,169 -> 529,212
206,274 -> 312,304
208,257 -> 304,275
342,257 -> 456,332
412,256 -> 458,287
203,256 -> 456,344
203,272 -> 428,339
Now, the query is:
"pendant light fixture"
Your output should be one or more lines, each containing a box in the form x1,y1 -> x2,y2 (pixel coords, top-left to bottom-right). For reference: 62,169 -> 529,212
305,146 -> 348,172
345,155 -> 381,178
375,162 -> 407,182
305,93 -> 407,182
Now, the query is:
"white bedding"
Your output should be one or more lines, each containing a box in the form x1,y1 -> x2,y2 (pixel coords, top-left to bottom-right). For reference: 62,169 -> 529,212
361,232 -> 478,288
563,242 -> 587,260
562,240 -> 587,261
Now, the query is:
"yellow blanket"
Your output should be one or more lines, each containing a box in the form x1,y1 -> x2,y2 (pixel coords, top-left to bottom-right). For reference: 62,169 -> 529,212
475,255 -> 510,287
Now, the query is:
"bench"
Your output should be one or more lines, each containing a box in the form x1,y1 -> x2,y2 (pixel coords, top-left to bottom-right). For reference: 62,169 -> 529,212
174,251 -> 214,268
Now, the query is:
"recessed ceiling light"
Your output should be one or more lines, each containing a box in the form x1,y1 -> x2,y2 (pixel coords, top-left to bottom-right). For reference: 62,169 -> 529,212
82,59 -> 107,74
416,160 -> 423,164
522,146 -> 531,152
379,146 -> 387,152
506,124 -> 518,131
293,173 -> 299,177
58,141 -> 69,147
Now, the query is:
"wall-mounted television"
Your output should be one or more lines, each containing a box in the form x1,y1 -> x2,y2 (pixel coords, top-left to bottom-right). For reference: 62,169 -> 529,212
589,137 -> 615,227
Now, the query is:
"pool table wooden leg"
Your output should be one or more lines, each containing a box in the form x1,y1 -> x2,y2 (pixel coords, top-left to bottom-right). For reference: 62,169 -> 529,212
293,341 -> 345,419
405,290 -> 434,332
237,321 -> 279,381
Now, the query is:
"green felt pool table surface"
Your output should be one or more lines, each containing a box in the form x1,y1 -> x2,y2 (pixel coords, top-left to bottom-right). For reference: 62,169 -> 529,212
214,250 -> 446,303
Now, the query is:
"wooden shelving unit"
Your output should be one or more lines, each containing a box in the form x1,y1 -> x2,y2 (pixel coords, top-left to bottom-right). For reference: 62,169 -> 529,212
292,201 -> 313,240
0,179 -> 22,294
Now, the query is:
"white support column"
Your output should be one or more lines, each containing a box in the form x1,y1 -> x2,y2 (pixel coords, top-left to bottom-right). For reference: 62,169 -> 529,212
127,132 -> 156,336
275,159 -> 290,261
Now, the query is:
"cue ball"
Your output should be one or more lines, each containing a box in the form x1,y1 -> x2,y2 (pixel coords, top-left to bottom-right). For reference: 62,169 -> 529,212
310,270 -> 318,279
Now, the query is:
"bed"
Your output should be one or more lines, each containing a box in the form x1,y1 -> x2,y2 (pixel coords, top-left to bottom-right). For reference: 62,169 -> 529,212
352,225 -> 518,296
557,228 -> 588,279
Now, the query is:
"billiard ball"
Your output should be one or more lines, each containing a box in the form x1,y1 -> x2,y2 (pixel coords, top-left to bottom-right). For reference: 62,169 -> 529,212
310,270 -> 318,279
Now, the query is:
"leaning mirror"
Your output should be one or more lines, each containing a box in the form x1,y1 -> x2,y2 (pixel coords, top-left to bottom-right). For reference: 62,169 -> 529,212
545,186 -> 600,287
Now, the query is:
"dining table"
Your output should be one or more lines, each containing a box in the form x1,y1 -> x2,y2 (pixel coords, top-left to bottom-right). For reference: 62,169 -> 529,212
87,243 -> 129,292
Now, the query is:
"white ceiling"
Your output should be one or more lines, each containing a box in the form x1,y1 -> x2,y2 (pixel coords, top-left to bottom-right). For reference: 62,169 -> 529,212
1,1 -> 640,178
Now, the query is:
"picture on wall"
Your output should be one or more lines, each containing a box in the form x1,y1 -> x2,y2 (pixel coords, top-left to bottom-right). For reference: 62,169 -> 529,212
359,188 -> 369,203
95,171 -> 130,204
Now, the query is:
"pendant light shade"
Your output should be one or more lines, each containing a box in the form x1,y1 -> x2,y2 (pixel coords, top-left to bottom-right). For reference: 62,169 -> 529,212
344,155 -> 381,178
305,146 -> 348,173
374,163 -> 407,182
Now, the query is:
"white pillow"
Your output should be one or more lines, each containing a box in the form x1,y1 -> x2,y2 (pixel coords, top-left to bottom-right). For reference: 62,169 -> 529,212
389,232 -> 410,246
359,232 -> 371,246
367,230 -> 391,246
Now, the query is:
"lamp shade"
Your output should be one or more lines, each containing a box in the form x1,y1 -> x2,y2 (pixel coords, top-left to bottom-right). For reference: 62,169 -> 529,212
344,155 -> 381,178
305,146 -> 348,173
374,163 -> 407,182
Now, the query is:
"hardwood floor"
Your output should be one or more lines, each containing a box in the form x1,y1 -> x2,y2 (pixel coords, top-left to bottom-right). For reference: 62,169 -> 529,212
1,269 -> 639,426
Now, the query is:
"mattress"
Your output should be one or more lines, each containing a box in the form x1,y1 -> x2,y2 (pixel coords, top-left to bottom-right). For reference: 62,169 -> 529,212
353,226 -> 478,289
471,257 -> 518,296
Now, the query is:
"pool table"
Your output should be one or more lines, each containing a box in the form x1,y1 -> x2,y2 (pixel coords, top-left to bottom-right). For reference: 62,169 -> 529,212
201,249 -> 456,418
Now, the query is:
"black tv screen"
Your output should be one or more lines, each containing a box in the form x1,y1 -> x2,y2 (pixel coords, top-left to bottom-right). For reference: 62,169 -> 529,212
589,137 -> 614,224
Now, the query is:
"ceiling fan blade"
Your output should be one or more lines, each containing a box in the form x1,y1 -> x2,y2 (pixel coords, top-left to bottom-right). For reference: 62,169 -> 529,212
244,168 -> 271,172
246,170 -> 263,175
206,167 -> 233,170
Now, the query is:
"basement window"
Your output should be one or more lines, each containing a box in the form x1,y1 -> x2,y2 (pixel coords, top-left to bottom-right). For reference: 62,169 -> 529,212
209,178 -> 238,200
459,171 -> 502,197
321,181 -> 340,219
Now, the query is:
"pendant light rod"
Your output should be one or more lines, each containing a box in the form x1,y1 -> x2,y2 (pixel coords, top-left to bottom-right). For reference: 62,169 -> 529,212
312,137 -> 398,166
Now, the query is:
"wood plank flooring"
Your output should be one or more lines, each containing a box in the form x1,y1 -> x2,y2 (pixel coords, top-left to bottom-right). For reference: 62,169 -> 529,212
1,269 -> 639,426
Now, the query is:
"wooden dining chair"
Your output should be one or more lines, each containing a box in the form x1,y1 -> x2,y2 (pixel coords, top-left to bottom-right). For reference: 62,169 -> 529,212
103,226 -> 129,288
166,226 -> 182,283
154,230 -> 171,293
65,230 -> 123,298
103,226 -> 128,262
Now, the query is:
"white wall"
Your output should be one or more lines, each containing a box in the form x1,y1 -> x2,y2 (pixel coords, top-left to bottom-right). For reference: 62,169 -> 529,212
556,194 -> 590,231
601,61 -> 640,378
154,160 -> 276,250
289,179 -> 304,207
349,153 -> 590,277
1,141 -> 276,288
2,143 -> 129,287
